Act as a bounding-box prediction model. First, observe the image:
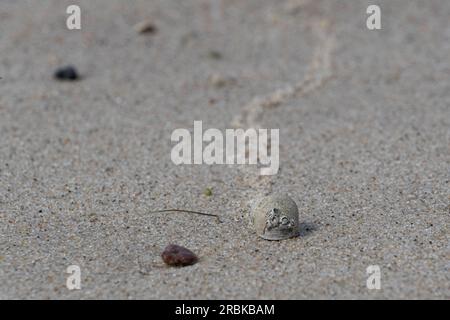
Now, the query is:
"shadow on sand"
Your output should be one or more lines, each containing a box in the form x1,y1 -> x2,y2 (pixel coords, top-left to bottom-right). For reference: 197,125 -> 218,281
298,222 -> 319,237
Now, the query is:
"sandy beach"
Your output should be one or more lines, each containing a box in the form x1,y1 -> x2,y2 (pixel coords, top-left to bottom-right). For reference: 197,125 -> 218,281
0,0 -> 449,299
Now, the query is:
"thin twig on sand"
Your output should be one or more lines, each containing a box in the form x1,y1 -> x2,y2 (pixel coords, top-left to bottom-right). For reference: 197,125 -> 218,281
149,209 -> 222,223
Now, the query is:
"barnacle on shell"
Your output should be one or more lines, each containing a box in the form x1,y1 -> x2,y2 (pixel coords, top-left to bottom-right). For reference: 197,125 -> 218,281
251,194 -> 299,240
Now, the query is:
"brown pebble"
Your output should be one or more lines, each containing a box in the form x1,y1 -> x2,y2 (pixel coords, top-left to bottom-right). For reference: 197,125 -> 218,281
134,20 -> 157,34
161,244 -> 198,267
208,73 -> 236,88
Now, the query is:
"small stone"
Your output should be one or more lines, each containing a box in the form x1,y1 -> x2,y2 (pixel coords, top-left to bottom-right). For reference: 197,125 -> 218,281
54,66 -> 79,81
134,20 -> 157,34
161,244 -> 198,267
209,74 -> 226,87
208,74 -> 236,88
88,213 -> 98,223
208,50 -> 223,60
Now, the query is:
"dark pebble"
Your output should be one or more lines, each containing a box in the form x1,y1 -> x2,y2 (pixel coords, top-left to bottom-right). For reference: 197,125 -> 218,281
134,20 -> 157,34
54,66 -> 79,81
208,50 -> 223,60
161,244 -> 198,267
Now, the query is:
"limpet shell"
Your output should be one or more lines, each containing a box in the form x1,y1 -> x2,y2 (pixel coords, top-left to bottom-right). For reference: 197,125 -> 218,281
251,194 -> 299,240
